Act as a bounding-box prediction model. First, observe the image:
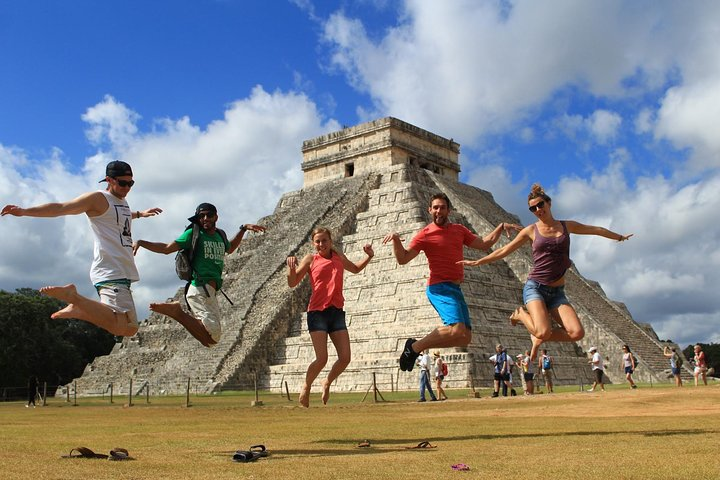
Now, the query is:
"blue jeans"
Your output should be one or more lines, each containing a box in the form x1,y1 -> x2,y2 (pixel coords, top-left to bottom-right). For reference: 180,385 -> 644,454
419,370 -> 436,401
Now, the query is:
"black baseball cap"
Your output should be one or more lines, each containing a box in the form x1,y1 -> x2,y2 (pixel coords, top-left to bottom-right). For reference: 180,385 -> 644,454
188,203 -> 217,223
99,160 -> 133,182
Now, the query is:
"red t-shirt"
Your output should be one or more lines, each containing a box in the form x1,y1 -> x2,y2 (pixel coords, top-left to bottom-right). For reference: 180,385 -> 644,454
307,252 -> 345,311
409,223 -> 478,285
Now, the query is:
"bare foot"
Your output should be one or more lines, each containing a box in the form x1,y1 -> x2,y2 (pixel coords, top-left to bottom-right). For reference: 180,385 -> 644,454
40,284 -> 79,303
321,380 -> 331,405
150,301 -> 184,318
299,385 -> 310,408
50,304 -> 83,319
509,307 -> 524,326
529,334 -> 543,361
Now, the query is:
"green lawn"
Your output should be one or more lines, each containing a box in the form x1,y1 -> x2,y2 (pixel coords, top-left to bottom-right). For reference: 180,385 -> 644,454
2,384 -> 719,479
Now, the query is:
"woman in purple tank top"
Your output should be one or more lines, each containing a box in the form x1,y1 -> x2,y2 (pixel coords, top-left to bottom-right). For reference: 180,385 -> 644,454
459,184 -> 632,359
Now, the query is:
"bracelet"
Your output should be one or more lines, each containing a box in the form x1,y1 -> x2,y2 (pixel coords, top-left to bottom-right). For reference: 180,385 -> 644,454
239,224 -> 247,232
136,211 -> 140,219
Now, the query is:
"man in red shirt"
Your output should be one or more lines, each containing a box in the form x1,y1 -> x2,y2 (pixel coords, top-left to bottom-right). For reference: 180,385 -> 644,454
383,193 -> 520,371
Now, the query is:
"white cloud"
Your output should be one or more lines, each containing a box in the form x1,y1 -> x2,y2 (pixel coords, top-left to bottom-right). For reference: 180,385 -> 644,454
0,87 -> 336,320
587,110 -> 622,145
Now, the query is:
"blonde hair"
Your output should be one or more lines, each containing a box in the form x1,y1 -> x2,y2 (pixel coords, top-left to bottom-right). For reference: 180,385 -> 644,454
528,183 -> 551,204
312,227 -> 333,241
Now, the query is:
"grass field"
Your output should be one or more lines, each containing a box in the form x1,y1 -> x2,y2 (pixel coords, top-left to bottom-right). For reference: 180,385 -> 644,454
2,384 -> 719,479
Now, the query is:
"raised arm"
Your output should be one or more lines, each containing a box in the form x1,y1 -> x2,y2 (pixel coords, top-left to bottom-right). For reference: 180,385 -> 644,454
2,191 -> 108,218
133,207 -> 163,220
468,222 -> 523,252
227,223 -> 266,254
459,225 -> 533,267
286,253 -> 313,288
565,220 -> 633,241
381,232 -> 420,265
133,239 -> 182,256
339,244 -> 375,274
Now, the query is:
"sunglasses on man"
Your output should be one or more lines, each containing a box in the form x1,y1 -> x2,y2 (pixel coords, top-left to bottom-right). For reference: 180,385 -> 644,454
113,178 -> 135,188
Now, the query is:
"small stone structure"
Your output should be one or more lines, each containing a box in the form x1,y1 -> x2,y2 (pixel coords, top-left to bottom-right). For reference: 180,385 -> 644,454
68,117 -> 687,396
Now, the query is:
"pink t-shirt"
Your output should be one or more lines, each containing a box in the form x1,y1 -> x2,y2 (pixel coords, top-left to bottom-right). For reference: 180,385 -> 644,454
409,223 -> 478,285
307,252 -> 345,311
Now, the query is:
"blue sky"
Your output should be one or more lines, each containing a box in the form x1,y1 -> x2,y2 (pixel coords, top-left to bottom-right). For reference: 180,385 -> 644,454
1,0 -> 719,347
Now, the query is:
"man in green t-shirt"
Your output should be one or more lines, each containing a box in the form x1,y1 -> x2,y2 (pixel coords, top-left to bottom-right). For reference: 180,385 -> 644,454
134,203 -> 265,347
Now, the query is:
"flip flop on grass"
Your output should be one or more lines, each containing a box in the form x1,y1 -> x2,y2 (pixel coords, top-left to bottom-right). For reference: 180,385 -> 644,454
109,448 -> 133,461
60,447 -> 108,459
405,441 -> 437,449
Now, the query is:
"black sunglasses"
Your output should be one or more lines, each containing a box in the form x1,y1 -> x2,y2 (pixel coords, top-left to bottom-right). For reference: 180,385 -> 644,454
114,178 -> 135,188
528,200 -> 546,212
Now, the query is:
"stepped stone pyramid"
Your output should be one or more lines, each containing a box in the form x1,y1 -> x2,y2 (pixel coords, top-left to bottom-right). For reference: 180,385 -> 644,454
71,117 -> 686,396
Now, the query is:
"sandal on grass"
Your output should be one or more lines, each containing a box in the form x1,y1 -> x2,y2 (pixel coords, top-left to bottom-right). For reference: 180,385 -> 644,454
61,447 -> 108,459
451,463 -> 470,471
405,441 -> 437,449
109,448 -> 133,461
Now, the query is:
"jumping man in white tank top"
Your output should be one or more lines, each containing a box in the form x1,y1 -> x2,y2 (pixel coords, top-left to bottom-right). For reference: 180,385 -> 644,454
1,161 -> 162,336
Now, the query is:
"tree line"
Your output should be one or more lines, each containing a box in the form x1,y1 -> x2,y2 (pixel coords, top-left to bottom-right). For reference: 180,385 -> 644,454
0,288 -> 116,399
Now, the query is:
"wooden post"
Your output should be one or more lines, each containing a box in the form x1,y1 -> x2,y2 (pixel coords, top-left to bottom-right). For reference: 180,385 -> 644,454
66,385 -> 70,403
373,373 -> 378,403
390,374 -> 394,393
42,382 -> 47,407
146,383 -> 150,403
251,372 -> 263,406
128,378 -> 133,407
185,378 -> 191,408
73,381 -> 77,406
467,372 -> 480,398
110,383 -> 114,404
284,381 -> 291,401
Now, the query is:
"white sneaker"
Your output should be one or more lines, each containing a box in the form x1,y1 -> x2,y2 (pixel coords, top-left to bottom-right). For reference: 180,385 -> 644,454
587,388 -> 594,392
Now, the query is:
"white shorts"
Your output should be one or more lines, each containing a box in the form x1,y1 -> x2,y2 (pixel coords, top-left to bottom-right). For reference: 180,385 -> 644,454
97,283 -> 138,329
186,283 -> 222,343
694,366 -> 707,375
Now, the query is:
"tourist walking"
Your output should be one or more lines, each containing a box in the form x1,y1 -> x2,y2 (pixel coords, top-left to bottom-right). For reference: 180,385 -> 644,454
417,350 -> 437,402
491,344 -> 513,397
1,161 -> 162,336
622,345 -> 638,389
383,192 -> 520,371
26,375 -> 38,408
459,183 -> 632,359
521,350 -> 535,395
587,346 -> 605,392
133,203 -> 265,347
286,227 -> 374,407
538,349 -> 554,393
663,346 -> 683,387
433,351 -> 448,400
692,344 -> 708,386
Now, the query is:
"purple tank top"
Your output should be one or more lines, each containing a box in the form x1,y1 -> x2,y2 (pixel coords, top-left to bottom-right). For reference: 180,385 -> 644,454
527,221 -> 572,285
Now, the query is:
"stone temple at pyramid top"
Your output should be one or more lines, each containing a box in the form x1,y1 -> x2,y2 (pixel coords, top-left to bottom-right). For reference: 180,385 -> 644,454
301,116 -> 461,187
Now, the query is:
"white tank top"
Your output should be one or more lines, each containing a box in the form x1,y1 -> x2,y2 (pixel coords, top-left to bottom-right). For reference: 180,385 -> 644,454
88,190 -> 139,284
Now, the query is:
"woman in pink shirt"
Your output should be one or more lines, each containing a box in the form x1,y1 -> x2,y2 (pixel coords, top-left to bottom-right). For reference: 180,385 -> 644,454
460,184 -> 632,359
693,344 -> 708,386
287,227 -> 374,407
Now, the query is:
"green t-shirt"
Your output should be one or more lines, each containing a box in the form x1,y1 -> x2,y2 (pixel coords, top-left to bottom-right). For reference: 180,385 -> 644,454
176,227 -> 229,288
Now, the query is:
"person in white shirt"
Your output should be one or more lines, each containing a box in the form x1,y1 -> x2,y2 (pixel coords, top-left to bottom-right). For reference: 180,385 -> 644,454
433,351 -> 448,400
587,346 -> 605,392
2,161 -> 161,336
417,350 -> 437,402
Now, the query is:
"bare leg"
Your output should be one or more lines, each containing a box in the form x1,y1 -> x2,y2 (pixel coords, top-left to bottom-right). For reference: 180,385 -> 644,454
412,323 -> 472,353
41,284 -> 137,336
321,330 -> 351,405
150,302 -> 216,347
301,331 -> 329,407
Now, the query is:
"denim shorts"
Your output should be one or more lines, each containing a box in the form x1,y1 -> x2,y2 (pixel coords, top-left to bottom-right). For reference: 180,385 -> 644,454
426,282 -> 472,329
624,366 -> 634,375
307,306 -> 347,333
671,367 -> 680,376
523,279 -> 570,310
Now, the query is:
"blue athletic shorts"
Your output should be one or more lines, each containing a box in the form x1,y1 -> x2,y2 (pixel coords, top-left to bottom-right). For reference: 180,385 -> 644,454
671,367 -> 680,376
523,279 -> 570,310
307,306 -> 347,333
624,366 -> 634,374
426,282 -> 471,329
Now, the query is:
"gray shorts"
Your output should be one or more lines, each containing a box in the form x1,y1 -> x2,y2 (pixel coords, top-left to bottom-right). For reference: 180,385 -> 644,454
186,283 -> 222,344
96,282 -> 138,329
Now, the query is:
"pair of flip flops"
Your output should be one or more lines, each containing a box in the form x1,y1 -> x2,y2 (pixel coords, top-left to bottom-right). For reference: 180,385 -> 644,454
232,444 -> 269,462
451,463 -> 470,471
61,447 -> 132,461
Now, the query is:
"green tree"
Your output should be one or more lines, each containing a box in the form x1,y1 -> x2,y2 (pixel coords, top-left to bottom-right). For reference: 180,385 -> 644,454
0,288 -> 116,397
